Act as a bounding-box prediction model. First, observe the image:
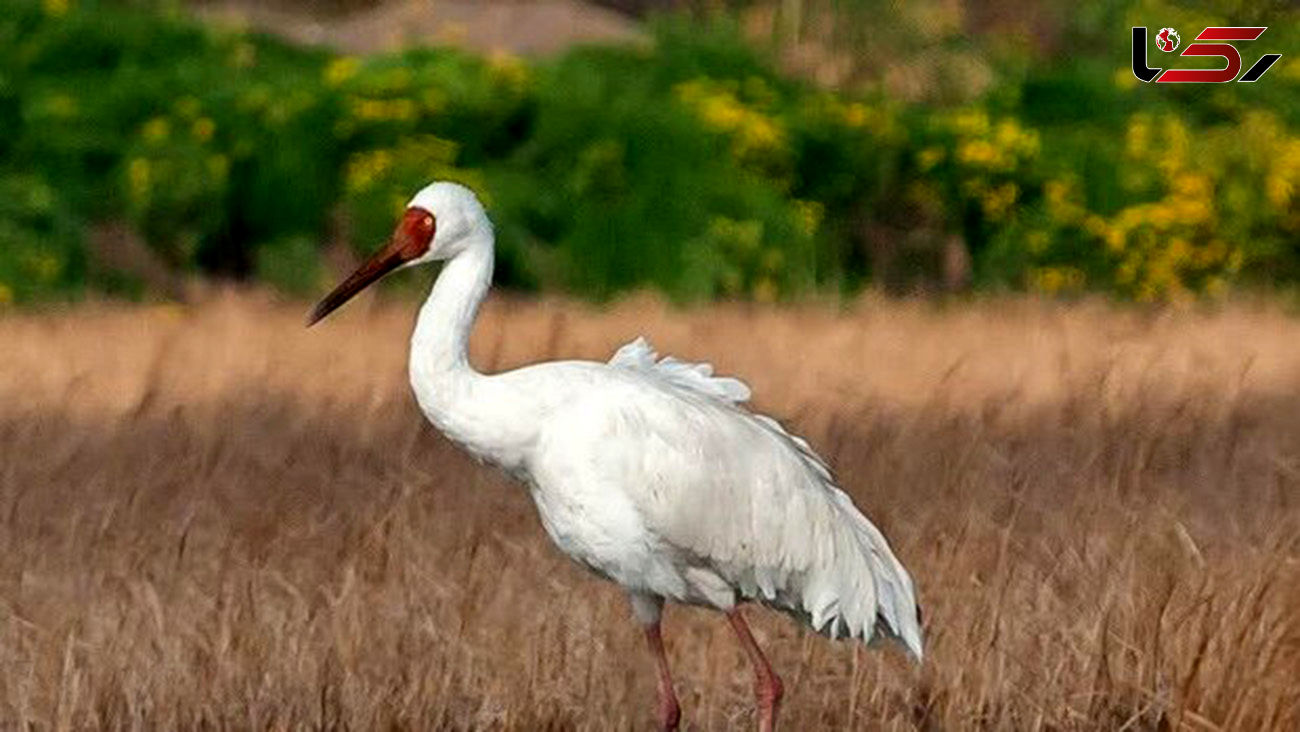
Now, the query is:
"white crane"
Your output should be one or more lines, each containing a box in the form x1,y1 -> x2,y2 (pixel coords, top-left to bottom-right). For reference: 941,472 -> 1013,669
308,182 -> 923,731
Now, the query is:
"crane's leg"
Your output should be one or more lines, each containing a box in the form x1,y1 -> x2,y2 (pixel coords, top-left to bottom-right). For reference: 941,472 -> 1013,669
630,593 -> 680,731
726,608 -> 784,732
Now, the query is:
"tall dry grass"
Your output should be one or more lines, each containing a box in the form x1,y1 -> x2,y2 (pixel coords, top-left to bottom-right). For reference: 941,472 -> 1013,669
1,291 -> 1298,730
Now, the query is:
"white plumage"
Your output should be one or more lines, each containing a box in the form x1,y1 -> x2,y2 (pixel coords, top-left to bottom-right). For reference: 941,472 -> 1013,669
310,182 -> 923,731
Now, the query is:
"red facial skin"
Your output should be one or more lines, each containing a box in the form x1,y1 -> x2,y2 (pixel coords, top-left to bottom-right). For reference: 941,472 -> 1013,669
307,207 -> 435,326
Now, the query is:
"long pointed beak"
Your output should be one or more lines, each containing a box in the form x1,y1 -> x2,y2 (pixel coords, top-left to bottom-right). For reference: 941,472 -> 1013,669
307,236 -> 410,327
308,208 -> 436,327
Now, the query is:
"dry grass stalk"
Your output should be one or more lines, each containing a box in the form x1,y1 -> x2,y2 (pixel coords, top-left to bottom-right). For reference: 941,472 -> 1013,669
1,291 -> 1298,729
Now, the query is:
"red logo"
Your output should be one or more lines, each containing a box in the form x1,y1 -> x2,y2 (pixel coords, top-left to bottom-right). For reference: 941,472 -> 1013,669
1155,28 -> 1181,52
1132,26 -> 1281,83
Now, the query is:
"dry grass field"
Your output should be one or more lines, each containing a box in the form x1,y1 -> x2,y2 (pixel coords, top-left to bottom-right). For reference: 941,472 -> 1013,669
1,291 -> 1299,730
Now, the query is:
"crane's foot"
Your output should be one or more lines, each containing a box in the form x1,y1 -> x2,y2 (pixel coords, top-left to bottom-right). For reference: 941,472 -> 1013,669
754,671 -> 783,732
656,689 -> 682,731
640,615 -> 681,731
726,608 -> 784,732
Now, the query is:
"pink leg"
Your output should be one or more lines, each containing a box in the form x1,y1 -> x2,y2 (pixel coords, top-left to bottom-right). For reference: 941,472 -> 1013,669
727,608 -> 784,732
643,622 -> 681,731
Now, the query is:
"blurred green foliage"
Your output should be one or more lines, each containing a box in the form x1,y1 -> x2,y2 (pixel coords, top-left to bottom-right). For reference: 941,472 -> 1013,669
0,173 -> 84,303
0,0 -> 1298,305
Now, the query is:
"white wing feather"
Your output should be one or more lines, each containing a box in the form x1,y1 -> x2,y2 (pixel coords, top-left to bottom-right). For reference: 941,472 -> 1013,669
609,337 -> 751,404
604,337 -> 924,659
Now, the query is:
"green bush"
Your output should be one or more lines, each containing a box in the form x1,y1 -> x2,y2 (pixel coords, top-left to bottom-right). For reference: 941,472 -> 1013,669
1,0 -> 1298,304
488,37 -> 818,300
0,172 -> 85,304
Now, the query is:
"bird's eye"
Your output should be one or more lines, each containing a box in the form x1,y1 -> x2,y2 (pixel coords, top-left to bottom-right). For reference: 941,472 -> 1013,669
423,216 -> 434,230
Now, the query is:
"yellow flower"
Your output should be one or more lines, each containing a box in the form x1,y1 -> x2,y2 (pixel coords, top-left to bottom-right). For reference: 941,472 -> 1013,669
957,140 -> 1007,170
488,51 -> 530,91
843,103 -> 869,128
1268,176 -> 1294,209
917,147 -> 945,171
980,182 -> 1018,220
1113,67 -> 1138,90
951,109 -> 990,136
1104,223 -> 1125,253
192,117 -> 216,142
26,254 -> 62,282
675,79 -> 789,169
1155,115 -> 1189,175
1083,214 -> 1108,238
1266,139 -> 1300,208
1030,266 -> 1084,294
0,283 -> 13,305
1126,115 -> 1150,159
42,0 -> 68,17
995,120 -> 1038,158
142,117 -> 170,143
734,116 -> 785,159
349,97 -> 417,123
793,200 -> 823,237
344,149 -> 393,193
1044,179 -> 1082,223
752,277 -> 778,303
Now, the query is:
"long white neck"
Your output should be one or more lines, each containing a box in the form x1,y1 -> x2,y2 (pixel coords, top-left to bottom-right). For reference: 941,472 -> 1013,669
408,231 -> 539,474
410,233 -> 494,381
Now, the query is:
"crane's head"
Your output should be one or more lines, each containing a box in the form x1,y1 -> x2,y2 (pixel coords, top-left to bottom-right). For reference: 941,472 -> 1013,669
307,182 -> 489,326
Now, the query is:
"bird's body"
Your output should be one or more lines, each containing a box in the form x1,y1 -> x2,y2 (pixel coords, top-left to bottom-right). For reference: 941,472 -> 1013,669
310,182 -> 923,730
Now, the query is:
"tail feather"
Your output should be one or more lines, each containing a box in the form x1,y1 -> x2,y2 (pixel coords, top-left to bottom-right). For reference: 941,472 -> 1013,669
792,490 -> 924,660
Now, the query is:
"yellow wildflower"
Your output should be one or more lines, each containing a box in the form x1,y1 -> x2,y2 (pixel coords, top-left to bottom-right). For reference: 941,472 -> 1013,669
1030,266 -> 1084,294
793,200 -> 823,237
675,79 -> 788,168
488,51 -> 530,91
27,254 -> 62,282
349,98 -> 417,123
843,103 -> 869,128
345,149 -> 393,193
1045,179 -> 1082,223
917,147 -> 945,171
957,139 -> 999,168
980,182 -> 1018,220
192,117 -> 216,142
951,109 -> 990,136
1126,115 -> 1150,159
752,277 -> 778,303
142,117 -> 170,142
